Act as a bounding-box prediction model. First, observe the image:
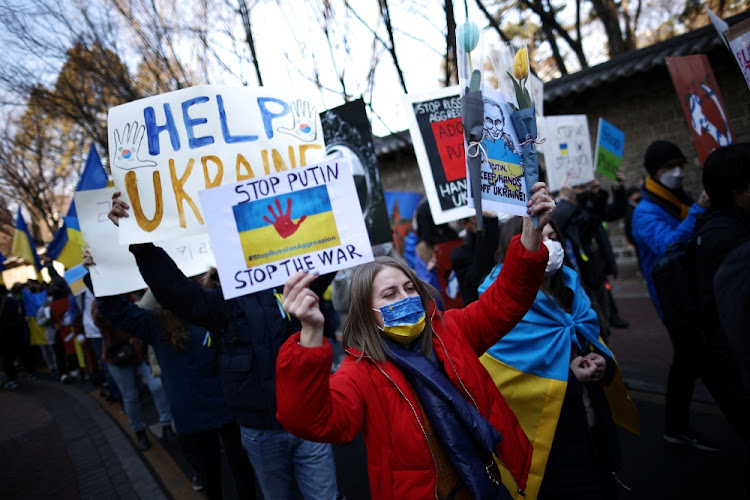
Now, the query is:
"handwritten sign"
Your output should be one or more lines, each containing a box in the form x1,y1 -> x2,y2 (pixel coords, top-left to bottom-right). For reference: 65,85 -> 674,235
108,85 -> 326,244
76,188 -> 216,297
725,18 -> 750,92
199,157 -> 372,298
403,86 -> 473,224
541,115 -> 594,192
593,118 -> 625,181
469,88 -> 529,217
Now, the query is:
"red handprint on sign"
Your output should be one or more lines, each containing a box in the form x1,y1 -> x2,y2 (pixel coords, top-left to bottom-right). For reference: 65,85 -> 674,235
264,198 -> 307,239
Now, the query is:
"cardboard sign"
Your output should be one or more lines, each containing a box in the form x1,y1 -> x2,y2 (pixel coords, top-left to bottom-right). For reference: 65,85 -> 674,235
199,158 -> 372,298
403,86 -> 473,224
593,118 -> 625,181
320,99 -> 392,245
470,88 -> 529,217
541,115 -> 594,192
76,188 -> 216,297
666,55 -> 733,165
725,17 -> 750,92
108,85 -> 326,244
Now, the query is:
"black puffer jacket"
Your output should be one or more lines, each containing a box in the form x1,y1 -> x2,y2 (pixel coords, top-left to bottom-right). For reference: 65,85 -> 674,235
131,243 -> 333,429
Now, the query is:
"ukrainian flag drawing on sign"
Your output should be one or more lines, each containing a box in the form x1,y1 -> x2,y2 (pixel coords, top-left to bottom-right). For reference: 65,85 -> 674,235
559,143 -> 568,155
234,184 -> 340,267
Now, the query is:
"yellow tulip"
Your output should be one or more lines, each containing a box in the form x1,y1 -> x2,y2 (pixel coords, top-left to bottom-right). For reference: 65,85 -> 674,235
513,48 -> 529,80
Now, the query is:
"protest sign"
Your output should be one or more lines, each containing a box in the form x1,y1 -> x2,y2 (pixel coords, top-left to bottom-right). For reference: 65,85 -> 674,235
403,86 -> 473,224
385,191 -> 423,256
64,265 -> 88,296
320,99 -> 392,245
593,118 -> 625,181
666,55 -> 733,165
725,18 -> 750,92
541,115 -> 594,192
76,188 -> 216,297
470,88 -> 529,217
199,157 -> 372,298
108,85 -> 326,244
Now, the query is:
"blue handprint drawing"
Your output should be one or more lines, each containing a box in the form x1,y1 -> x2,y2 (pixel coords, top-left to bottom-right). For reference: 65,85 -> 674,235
277,99 -> 318,142
112,121 -> 157,170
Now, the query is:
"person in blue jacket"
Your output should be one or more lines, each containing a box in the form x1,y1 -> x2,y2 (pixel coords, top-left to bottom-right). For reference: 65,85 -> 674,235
107,192 -> 339,500
82,250 -> 255,500
630,140 -> 712,451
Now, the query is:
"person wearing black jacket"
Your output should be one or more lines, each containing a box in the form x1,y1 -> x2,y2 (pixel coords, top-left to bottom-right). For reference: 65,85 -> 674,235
554,174 -> 629,333
450,213 -> 499,305
108,192 -> 339,500
691,143 -> 750,453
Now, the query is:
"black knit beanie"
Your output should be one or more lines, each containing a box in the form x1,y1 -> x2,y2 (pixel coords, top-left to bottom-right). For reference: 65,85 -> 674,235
643,140 -> 686,177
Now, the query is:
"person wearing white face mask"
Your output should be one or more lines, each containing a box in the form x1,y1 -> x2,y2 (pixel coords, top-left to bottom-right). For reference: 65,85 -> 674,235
477,218 -> 638,499
631,140 -> 714,452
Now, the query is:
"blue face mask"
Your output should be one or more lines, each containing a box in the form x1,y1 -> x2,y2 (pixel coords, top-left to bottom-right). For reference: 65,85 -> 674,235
373,295 -> 426,344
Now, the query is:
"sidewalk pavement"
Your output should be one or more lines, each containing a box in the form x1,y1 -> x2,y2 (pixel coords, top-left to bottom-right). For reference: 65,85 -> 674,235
0,378 -> 169,500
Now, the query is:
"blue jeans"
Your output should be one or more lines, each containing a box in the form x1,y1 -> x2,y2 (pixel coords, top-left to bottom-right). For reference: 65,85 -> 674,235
240,426 -> 337,500
107,361 -> 172,432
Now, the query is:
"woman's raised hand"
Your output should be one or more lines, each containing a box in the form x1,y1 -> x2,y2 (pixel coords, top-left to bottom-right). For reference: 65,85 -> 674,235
526,182 -> 555,228
82,248 -> 96,269
283,271 -> 324,347
108,191 -> 130,227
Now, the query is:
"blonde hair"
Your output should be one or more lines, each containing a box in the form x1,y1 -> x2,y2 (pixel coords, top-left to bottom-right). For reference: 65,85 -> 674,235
343,256 -> 439,362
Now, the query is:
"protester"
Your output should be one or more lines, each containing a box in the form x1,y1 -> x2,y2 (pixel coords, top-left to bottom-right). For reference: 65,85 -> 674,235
82,251 -> 256,500
107,192 -> 340,500
630,139 -> 713,450
554,173 -> 629,331
275,183 -> 554,499
92,296 -> 174,452
478,217 -> 638,499
0,284 -> 32,388
450,214 -> 499,305
78,287 -> 120,401
414,198 -> 460,246
690,143 -> 750,449
35,290 -> 60,379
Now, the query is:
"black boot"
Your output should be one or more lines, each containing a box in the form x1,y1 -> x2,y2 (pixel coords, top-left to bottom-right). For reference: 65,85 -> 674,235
162,424 -> 177,445
136,429 -> 151,451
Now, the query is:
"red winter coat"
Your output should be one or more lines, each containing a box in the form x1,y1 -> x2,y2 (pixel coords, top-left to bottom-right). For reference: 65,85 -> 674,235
276,235 -> 547,500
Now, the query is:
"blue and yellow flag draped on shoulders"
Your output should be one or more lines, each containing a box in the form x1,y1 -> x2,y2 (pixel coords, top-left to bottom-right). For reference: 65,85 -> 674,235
478,265 -> 639,500
46,144 -> 110,268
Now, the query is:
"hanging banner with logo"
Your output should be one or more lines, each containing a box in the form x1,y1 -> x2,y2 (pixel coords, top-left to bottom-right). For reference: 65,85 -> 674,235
320,99 -> 392,245
593,118 -> 625,181
403,86 -> 473,224
666,55 -> 733,165
76,187 -> 216,297
108,85 -> 326,244
199,157 -> 372,298
541,115 -> 594,192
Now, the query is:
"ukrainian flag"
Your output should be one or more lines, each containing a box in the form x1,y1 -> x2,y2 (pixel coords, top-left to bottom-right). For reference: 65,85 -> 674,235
478,265 -> 639,499
12,206 -> 42,274
234,184 -> 340,267
559,142 -> 568,155
22,285 -> 48,346
46,144 -> 109,268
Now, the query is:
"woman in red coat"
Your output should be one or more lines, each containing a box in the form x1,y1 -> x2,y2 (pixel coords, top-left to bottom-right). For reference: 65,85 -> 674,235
276,183 -> 555,500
